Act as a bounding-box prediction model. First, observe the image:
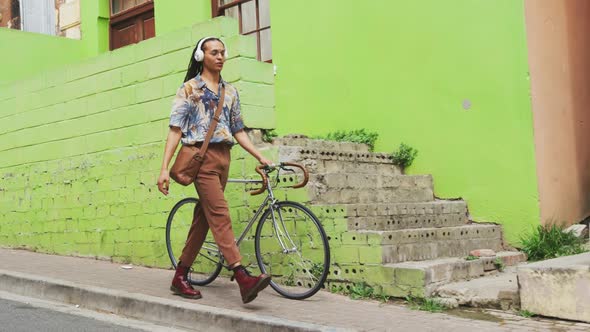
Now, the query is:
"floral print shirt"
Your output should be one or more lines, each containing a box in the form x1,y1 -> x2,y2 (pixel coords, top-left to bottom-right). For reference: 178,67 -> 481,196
169,74 -> 245,145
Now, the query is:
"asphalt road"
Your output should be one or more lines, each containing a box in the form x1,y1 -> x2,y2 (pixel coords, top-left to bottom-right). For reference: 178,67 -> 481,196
0,293 -> 185,332
0,297 -> 146,332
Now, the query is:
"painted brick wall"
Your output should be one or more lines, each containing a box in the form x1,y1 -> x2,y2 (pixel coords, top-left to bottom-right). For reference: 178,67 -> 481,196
0,17 -> 276,268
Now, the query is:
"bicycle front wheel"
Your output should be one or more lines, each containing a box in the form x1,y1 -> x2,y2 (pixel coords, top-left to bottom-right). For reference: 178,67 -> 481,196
255,201 -> 330,300
166,197 -> 223,286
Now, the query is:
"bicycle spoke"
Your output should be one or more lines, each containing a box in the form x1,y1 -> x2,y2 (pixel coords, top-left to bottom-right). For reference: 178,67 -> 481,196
255,201 -> 329,300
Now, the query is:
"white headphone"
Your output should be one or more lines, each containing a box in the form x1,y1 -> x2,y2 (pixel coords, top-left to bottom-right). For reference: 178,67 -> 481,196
194,36 -> 228,62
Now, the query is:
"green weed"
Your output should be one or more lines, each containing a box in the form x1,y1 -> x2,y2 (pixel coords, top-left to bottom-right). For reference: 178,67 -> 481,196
329,282 -> 390,302
391,143 -> 418,169
315,129 -> 379,151
262,129 -> 278,143
284,272 -> 295,287
520,224 -> 588,261
349,282 -> 374,300
465,255 -> 479,261
309,262 -> 323,280
494,257 -> 505,271
405,296 -> 447,313
518,310 -> 535,318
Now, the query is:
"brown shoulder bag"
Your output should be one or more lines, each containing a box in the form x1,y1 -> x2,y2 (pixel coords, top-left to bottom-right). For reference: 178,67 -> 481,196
170,86 -> 225,186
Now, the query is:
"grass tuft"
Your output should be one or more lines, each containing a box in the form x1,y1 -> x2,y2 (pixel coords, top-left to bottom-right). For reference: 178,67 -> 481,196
519,224 -> 587,261
405,296 -> 448,313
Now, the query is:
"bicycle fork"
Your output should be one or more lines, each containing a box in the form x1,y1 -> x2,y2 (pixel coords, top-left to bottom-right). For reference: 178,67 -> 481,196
269,202 -> 298,254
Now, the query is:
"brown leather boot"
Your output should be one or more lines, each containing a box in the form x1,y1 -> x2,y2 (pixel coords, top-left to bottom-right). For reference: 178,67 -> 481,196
170,264 -> 202,299
231,266 -> 271,304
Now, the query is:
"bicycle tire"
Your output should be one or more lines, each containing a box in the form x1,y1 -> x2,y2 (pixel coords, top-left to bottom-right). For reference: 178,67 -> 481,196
254,201 -> 330,300
166,197 -> 223,286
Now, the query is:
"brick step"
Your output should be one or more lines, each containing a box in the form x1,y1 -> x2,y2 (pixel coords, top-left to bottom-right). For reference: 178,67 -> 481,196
344,201 -> 468,230
308,186 -> 434,204
349,213 -> 467,231
313,174 -> 433,190
303,159 -> 402,176
383,251 -> 526,297
363,224 -> 504,263
279,146 -> 399,167
275,136 -> 370,152
343,201 -> 468,218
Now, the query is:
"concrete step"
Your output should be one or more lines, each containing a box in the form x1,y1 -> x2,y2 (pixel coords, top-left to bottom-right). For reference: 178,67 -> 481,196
304,159 -> 402,176
274,135 -> 371,152
309,186 -> 434,204
433,266 -> 521,310
369,224 -> 504,263
308,174 -> 434,204
383,251 -> 526,298
279,146 -> 400,168
343,201 -> 468,230
314,173 -> 433,190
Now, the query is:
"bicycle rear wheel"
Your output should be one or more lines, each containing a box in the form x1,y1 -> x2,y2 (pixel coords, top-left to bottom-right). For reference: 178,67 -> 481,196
166,197 -> 223,286
254,201 -> 330,300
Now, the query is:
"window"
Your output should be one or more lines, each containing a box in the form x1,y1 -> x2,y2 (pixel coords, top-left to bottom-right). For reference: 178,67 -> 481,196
212,0 -> 272,62
21,0 -> 55,35
0,0 -> 57,35
109,0 -> 154,50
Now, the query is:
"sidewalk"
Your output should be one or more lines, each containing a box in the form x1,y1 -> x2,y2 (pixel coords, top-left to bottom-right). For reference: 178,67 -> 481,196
0,248 -> 588,332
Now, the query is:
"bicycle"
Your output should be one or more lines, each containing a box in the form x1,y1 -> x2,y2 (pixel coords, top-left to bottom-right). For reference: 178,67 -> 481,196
165,162 -> 330,300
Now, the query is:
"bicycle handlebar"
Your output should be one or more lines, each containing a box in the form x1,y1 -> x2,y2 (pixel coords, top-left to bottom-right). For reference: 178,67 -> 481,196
249,162 -> 309,196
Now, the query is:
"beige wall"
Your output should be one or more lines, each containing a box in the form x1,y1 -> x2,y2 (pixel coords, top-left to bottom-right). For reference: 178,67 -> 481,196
525,0 -> 590,225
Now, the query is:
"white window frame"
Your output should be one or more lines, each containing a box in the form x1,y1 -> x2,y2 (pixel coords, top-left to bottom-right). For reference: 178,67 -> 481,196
20,0 -> 56,36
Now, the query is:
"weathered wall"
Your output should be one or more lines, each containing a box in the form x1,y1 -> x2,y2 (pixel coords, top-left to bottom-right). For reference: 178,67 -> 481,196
525,0 -> 590,226
270,0 -> 539,244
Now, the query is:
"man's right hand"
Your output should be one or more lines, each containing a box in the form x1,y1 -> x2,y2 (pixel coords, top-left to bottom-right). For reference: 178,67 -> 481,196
157,169 -> 170,195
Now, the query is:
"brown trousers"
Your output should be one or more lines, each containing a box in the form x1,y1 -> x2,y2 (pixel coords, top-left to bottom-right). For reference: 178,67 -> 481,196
178,143 -> 242,267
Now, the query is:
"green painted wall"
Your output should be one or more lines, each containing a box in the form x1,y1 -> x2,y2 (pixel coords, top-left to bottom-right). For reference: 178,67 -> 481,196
269,0 -> 539,244
0,1 -> 110,83
80,0 -> 110,56
155,0 -> 211,36
0,28 -> 87,83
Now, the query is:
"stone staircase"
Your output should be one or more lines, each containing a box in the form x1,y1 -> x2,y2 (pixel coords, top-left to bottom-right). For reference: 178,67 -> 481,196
272,135 -> 526,298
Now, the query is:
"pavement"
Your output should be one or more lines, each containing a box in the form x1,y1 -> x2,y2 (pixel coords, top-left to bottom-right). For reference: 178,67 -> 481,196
1,248 -> 589,332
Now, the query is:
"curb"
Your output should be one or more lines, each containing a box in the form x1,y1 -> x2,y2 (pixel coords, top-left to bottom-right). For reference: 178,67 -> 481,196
0,269 -> 349,332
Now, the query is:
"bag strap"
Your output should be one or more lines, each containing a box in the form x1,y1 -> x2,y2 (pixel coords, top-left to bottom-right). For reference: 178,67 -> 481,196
195,86 -> 226,160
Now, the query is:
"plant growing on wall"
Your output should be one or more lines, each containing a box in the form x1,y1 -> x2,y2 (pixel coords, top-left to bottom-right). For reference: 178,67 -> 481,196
390,143 -> 418,169
262,129 -> 278,143
315,129 -> 379,151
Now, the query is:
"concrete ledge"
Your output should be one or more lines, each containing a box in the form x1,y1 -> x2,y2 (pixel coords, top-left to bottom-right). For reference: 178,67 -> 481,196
0,269 -> 345,332
384,252 -> 526,297
435,267 -> 520,310
517,252 -> 590,323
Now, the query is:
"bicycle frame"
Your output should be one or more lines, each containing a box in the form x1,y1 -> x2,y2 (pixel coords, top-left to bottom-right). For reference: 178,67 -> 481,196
206,165 -> 301,268
226,177 -> 274,247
